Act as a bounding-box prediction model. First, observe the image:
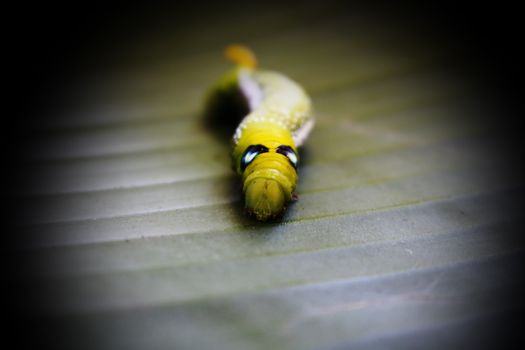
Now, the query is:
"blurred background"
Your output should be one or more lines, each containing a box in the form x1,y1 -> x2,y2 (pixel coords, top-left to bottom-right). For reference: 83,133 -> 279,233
8,1 -> 524,349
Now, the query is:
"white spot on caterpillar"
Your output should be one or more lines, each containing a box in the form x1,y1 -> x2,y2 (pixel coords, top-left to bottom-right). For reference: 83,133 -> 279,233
293,118 -> 315,147
239,70 -> 263,110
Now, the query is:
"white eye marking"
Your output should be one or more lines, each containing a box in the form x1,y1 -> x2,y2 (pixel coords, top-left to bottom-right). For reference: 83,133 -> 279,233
241,144 -> 269,171
276,145 -> 298,168
287,151 -> 297,166
243,151 -> 258,164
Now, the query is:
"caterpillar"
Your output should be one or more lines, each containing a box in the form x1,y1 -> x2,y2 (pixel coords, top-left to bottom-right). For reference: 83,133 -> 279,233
206,44 -> 314,221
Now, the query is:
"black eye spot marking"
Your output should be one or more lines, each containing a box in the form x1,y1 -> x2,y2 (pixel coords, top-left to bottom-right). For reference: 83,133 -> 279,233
276,145 -> 298,169
241,144 -> 269,171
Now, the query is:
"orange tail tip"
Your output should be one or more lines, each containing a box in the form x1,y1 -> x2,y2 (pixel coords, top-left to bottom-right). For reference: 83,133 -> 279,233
224,44 -> 257,69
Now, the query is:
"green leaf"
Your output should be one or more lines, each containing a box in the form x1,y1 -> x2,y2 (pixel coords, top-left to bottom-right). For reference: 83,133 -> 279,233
17,3 -> 522,350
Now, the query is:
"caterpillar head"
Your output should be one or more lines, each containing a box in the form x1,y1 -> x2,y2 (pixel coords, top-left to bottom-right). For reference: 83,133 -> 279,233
238,143 -> 298,221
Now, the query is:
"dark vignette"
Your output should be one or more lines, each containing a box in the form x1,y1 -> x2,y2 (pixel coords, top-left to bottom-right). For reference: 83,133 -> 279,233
6,2 -> 524,349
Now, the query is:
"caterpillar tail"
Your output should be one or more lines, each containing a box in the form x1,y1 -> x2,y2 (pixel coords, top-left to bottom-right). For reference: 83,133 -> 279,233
224,44 -> 257,69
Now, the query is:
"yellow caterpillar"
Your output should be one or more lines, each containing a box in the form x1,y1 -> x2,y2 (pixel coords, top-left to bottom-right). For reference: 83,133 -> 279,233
206,45 -> 314,221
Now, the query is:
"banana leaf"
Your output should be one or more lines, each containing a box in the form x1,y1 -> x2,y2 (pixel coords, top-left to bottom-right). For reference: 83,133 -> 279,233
12,2 -> 523,349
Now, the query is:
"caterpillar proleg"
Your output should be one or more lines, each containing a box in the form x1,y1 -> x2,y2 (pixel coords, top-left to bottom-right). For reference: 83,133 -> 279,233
206,45 -> 314,221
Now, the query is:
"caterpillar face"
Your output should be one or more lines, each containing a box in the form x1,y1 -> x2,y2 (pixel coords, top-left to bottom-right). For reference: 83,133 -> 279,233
239,142 -> 299,220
